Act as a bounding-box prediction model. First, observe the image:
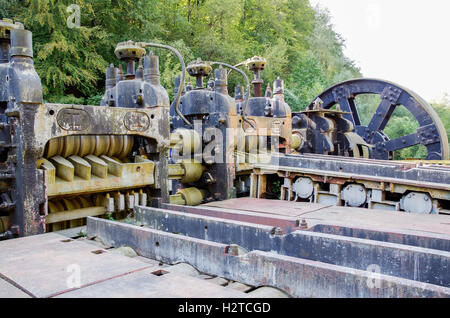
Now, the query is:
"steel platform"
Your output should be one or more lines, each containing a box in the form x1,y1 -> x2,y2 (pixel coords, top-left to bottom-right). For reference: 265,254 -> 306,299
1,199 -> 449,298
0,233 -> 254,298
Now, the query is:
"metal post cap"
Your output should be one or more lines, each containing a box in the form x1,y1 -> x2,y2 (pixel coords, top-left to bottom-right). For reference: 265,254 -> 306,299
187,59 -> 212,77
246,56 -> 267,71
114,41 -> 146,61
10,29 -> 33,58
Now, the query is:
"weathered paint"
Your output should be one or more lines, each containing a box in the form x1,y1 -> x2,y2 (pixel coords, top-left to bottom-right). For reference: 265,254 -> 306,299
86,217 -> 450,298
135,206 -> 450,287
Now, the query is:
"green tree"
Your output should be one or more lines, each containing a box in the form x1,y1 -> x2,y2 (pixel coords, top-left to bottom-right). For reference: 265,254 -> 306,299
10,0 -> 109,102
2,0 -> 363,112
285,51 -> 327,111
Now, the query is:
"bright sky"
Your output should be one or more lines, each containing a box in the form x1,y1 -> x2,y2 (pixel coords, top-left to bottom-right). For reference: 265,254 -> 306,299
310,0 -> 450,102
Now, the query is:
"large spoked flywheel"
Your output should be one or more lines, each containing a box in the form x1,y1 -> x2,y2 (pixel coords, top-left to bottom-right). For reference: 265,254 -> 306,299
308,79 -> 449,160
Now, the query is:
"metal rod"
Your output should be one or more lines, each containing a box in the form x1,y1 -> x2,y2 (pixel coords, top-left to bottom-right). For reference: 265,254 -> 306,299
137,42 -> 191,126
209,61 -> 255,130
46,206 -> 106,224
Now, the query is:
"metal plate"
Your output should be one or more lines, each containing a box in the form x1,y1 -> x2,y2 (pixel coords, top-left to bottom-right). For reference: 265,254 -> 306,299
0,233 -> 150,297
203,198 -> 328,217
56,269 -> 246,298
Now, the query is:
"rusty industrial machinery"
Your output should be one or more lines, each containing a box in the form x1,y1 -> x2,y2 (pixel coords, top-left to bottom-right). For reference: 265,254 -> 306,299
168,55 -> 449,215
293,79 -> 449,160
251,79 -> 450,215
0,17 -> 448,237
169,56 -> 298,202
0,17 -> 449,299
0,20 -> 209,237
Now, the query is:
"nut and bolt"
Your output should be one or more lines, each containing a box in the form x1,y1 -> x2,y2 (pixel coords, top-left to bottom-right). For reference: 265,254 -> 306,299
273,227 -> 283,236
299,219 -> 308,229
226,244 -> 240,256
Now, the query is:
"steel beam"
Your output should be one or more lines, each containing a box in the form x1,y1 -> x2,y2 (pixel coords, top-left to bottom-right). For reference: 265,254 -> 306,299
87,216 -> 450,298
135,206 -> 450,287
163,201 -> 450,251
311,223 -> 450,252
162,203 -> 299,232
262,153 -> 450,189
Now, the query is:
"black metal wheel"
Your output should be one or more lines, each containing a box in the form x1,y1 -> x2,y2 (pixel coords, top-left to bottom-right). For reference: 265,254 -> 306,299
308,79 -> 449,160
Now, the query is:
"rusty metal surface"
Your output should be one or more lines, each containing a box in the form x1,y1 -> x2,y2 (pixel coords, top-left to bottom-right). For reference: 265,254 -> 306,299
0,232 -> 247,298
259,154 -> 450,191
202,198 -> 328,217
135,206 -> 450,287
0,277 -> 31,298
0,233 -> 150,297
310,223 -> 450,252
34,104 -> 167,157
165,200 -> 450,252
308,205 -> 450,236
86,217 -> 450,298
0,22 -> 173,236
46,161 -> 155,197
163,203 -> 300,231
307,79 -> 449,160
194,198 -> 450,236
56,268 -> 246,298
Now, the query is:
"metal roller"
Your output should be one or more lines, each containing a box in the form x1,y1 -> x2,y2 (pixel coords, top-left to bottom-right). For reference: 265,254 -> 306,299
44,135 -> 134,160
94,135 -> 110,157
118,136 -> 134,159
78,136 -> 95,157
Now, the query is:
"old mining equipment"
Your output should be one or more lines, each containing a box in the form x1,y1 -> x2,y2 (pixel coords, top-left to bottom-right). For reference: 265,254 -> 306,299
167,55 -> 375,203
292,79 -> 449,160
252,80 -> 450,214
169,59 -> 238,203
168,54 -> 449,214
0,19 -> 195,237
168,56 -> 298,203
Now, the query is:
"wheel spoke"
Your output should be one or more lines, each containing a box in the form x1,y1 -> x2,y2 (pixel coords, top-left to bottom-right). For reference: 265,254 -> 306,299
383,133 -> 420,152
368,99 -> 396,132
348,98 -> 361,126
337,98 -> 358,126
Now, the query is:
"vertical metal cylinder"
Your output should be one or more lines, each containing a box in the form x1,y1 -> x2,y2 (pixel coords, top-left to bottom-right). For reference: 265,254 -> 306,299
126,60 -> 135,78
136,59 -> 144,80
207,77 -> 214,91
235,83 -> 244,101
252,70 -> 263,97
144,51 -> 160,85
273,77 -> 284,97
116,65 -> 123,83
105,64 -> 117,90
195,76 -> 203,89
9,29 -> 33,58
265,85 -> 272,98
214,66 -> 228,95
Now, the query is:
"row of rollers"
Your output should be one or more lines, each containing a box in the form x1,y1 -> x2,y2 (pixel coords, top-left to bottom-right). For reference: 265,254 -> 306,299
44,135 -> 135,160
